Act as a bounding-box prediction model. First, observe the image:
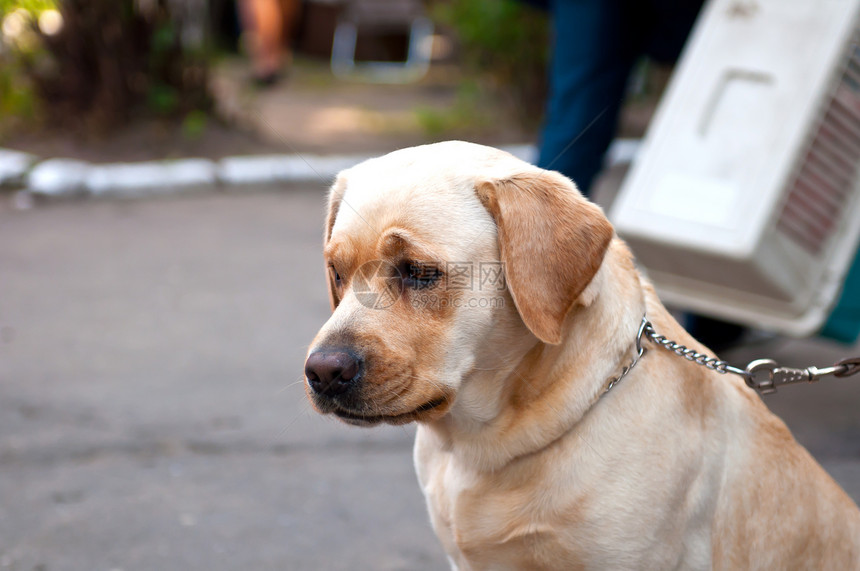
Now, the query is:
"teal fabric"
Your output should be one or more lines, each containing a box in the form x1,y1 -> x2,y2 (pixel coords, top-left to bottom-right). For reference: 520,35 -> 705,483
820,248 -> 860,344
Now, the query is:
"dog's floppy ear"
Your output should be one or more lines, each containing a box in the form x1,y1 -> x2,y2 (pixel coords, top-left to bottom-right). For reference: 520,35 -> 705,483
324,176 -> 345,311
476,170 -> 613,344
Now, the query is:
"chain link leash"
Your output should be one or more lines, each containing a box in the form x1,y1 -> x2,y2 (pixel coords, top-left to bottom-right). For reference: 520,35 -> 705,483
642,321 -> 749,376
606,317 -> 860,395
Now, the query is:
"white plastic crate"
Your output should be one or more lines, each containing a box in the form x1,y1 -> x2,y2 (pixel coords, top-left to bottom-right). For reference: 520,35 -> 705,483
610,0 -> 860,336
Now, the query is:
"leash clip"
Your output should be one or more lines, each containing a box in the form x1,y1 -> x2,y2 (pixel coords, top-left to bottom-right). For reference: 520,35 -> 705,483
744,359 -> 819,395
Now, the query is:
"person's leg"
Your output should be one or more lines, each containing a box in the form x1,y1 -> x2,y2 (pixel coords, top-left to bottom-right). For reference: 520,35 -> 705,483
280,0 -> 302,68
537,0 -> 639,196
238,0 -> 285,83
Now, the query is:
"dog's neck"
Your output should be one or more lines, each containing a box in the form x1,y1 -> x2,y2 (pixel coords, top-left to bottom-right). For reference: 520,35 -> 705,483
422,241 -> 647,472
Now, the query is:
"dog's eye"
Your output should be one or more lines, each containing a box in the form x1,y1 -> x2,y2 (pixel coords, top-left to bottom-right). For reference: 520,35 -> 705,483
330,266 -> 342,287
401,261 -> 442,289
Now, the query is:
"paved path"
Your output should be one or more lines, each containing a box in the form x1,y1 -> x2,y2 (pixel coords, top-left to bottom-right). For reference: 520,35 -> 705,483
1,190 -> 858,570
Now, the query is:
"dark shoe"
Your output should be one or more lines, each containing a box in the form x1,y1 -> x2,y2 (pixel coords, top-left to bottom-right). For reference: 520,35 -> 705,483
252,71 -> 282,88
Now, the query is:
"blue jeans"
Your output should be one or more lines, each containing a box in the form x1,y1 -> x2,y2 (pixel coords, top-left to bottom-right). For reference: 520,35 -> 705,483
537,0 -> 703,195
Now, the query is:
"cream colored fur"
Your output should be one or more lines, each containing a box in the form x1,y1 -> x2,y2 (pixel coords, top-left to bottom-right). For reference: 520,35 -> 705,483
306,141 -> 860,570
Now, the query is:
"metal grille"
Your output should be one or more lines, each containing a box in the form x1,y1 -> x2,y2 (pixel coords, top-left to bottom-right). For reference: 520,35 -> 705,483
777,28 -> 860,254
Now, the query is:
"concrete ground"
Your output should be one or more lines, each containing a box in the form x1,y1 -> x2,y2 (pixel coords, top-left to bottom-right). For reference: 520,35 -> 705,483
0,188 -> 443,571
1,187 -> 858,570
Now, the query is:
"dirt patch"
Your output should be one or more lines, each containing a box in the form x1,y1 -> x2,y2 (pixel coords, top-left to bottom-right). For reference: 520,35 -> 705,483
1,56 -> 655,165
2,119 -> 282,164
1,58 -> 535,164
210,58 -> 535,155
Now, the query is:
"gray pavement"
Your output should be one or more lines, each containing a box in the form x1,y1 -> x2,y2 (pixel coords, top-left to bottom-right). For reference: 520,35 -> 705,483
1,188 -> 858,570
0,189 -> 444,571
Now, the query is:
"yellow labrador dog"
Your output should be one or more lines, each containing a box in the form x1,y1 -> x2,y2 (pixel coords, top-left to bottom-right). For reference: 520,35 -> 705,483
304,141 -> 860,570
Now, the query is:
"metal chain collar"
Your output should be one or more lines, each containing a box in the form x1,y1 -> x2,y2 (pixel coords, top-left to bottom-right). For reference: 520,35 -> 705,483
605,317 -> 860,395
604,318 -> 649,393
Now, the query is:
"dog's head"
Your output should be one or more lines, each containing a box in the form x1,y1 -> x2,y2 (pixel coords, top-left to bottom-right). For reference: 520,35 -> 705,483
304,142 -> 613,426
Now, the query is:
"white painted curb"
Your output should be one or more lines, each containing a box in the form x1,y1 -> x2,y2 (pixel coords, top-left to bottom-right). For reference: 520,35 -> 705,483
87,159 -> 217,196
217,153 -> 375,186
2,140 -> 640,199
28,159 -> 91,196
0,149 -> 37,187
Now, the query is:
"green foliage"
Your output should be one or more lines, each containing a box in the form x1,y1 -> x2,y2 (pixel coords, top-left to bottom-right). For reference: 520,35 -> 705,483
181,109 -> 208,140
150,21 -> 178,53
0,63 -> 34,115
1,0 -> 211,133
434,0 -> 547,61
0,57 -> 36,139
0,0 -> 56,15
147,84 -> 180,114
0,4 -> 44,137
414,80 -> 489,136
432,0 -> 549,125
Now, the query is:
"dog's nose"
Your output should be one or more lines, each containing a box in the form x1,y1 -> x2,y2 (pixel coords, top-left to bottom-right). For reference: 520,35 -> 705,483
305,350 -> 360,397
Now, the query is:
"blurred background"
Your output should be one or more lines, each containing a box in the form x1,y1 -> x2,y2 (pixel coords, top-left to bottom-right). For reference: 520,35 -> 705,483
1,0 -> 859,569
0,0 -> 556,159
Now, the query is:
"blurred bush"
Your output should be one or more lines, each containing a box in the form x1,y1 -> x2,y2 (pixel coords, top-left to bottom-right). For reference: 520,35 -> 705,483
414,79 -> 492,136
431,0 -> 549,127
0,0 -> 210,135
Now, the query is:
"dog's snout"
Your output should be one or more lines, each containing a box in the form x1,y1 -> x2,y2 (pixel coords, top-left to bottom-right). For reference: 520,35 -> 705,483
305,350 -> 361,397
